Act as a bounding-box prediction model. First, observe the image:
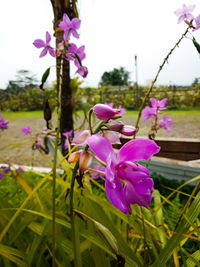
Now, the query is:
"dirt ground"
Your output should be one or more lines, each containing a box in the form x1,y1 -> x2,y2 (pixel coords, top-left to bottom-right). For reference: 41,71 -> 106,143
0,110 -> 200,167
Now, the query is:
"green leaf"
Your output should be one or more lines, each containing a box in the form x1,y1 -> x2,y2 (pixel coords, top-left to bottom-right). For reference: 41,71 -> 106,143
0,244 -> 27,267
185,249 -> 200,267
193,38 -> 200,54
40,67 -> 50,90
154,190 -> 200,266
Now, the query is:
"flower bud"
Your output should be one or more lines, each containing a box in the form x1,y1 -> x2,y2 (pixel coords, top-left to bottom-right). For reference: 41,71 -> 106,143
108,121 -> 124,132
120,125 -> 136,136
68,151 -> 79,163
93,104 -> 121,121
72,130 -> 91,146
79,150 -> 93,171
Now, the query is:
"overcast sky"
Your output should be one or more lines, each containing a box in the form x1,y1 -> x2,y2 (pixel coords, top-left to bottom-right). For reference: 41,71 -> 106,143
0,0 -> 200,89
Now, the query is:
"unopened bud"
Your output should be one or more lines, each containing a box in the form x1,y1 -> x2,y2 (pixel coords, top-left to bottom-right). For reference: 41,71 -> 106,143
79,150 -> 93,171
120,125 -> 136,136
72,130 -> 91,146
108,121 -> 124,132
68,151 -> 79,163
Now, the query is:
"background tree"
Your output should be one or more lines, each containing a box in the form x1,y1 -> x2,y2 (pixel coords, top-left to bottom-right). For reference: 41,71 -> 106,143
50,0 -> 78,154
99,67 -> 130,86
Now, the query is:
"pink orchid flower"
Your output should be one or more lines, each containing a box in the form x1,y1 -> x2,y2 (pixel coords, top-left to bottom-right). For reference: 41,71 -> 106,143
141,106 -> 157,121
33,32 -> 56,58
158,114 -> 173,131
21,126 -> 31,136
0,113 -> 8,130
76,65 -> 88,78
150,98 -> 167,111
35,137 -> 42,149
87,134 -> 160,213
193,15 -> 200,31
59,13 -> 81,41
174,4 -> 195,24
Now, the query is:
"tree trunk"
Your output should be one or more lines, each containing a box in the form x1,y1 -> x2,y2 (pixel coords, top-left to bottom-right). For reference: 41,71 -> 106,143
50,0 -> 78,154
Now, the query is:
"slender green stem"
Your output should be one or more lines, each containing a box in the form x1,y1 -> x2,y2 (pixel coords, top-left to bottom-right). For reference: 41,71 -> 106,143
52,56 -> 64,267
133,26 -> 189,139
88,109 -> 93,134
69,161 -> 82,267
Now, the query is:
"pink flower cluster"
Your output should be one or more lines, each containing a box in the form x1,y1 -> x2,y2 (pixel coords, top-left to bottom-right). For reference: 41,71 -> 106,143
174,4 -> 200,31
142,98 -> 173,132
0,113 -> 8,130
67,103 -> 160,213
33,13 -> 88,78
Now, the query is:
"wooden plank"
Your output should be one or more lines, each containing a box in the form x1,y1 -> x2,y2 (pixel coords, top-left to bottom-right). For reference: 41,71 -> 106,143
115,137 -> 200,161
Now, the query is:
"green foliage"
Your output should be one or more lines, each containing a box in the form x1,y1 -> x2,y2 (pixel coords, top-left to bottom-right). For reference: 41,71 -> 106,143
0,164 -> 199,266
99,67 -> 130,86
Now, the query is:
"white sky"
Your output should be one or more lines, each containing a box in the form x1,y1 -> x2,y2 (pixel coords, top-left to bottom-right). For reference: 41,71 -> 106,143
0,0 -> 200,89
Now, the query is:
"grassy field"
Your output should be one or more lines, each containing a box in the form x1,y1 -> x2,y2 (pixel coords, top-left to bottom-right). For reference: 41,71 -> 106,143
0,109 -> 200,167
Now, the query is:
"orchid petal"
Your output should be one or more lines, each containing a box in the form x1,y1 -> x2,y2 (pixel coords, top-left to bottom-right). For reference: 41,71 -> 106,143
71,18 -> 81,30
39,48 -> 48,58
105,178 -> 129,213
46,31 -> 51,44
118,139 -> 160,163
87,133 -> 116,163
124,179 -> 153,209
49,48 -> 56,57
33,39 -> 45,48
72,130 -> 90,146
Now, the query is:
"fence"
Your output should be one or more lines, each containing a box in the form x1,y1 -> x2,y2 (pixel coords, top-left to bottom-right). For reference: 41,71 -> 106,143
76,85 -> 200,109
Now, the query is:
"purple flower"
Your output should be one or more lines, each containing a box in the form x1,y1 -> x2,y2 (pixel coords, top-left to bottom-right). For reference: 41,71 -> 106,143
174,4 -> 195,24
87,134 -> 160,213
67,44 -> 86,65
59,13 -> 81,41
158,114 -> 173,131
35,137 -> 42,149
117,105 -> 126,115
0,113 -> 8,130
0,165 -> 10,179
33,31 -> 56,58
93,104 -> 122,121
150,98 -> 167,111
141,106 -> 157,121
193,15 -> 200,31
17,163 -> 24,174
21,126 -> 31,135
76,65 -> 88,78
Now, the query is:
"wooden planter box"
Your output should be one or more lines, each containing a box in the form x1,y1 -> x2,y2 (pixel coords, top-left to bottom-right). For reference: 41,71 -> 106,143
115,137 -> 200,183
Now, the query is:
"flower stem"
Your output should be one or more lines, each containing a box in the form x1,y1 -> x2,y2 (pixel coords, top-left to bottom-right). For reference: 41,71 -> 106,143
70,161 -> 82,267
52,56 -> 64,267
133,26 -> 189,139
